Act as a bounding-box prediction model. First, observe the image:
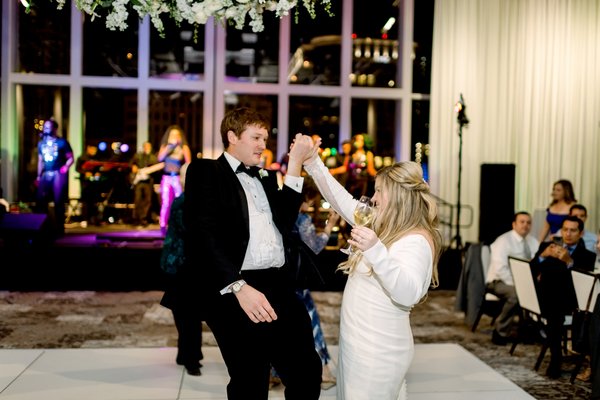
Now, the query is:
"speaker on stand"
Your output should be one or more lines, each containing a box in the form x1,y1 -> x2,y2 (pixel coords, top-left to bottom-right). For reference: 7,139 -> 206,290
479,164 -> 515,245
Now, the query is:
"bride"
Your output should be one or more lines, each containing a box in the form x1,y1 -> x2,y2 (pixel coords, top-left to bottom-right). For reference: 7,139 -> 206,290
301,135 -> 441,400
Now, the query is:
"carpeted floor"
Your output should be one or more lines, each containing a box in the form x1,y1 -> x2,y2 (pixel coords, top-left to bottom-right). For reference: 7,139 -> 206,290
0,289 -> 592,399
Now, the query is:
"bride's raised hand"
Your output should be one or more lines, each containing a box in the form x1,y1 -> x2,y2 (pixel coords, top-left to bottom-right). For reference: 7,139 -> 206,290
303,135 -> 322,165
289,134 -> 316,161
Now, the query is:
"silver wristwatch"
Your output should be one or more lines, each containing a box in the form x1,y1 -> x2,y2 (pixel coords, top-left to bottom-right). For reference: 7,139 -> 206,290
231,280 -> 246,294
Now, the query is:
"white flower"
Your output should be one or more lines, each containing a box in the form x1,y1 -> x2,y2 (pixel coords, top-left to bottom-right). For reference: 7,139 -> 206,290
259,169 -> 269,179
65,0 -> 333,35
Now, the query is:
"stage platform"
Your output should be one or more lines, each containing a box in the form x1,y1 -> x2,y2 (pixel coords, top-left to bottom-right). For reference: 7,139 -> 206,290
0,223 -> 348,292
0,344 -> 533,400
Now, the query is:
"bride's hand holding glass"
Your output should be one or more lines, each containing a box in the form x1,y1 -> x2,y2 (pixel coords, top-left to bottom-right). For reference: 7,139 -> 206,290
341,196 -> 374,255
348,225 -> 378,252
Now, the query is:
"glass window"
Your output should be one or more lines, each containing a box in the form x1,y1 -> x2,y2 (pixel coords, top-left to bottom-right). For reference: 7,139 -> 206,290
82,88 -> 137,205
224,95 -> 278,167
289,96 -> 340,150
18,85 -> 70,202
288,2 -> 343,85
351,98 -> 397,168
149,91 -> 204,158
411,100 -> 430,180
150,20 -> 205,80
83,16 -> 138,77
17,2 -> 70,74
413,0 -> 434,94
83,88 -> 137,159
351,1 -> 400,88
226,15 -> 279,83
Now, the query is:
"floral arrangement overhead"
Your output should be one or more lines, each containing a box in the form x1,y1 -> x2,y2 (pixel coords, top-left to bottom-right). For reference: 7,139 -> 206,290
48,0 -> 332,35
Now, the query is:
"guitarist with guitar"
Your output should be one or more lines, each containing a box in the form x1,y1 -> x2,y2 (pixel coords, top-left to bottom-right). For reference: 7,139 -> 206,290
130,141 -> 160,226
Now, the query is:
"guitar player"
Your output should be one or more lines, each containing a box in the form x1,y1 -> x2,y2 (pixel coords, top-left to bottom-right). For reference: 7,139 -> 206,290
130,141 -> 160,226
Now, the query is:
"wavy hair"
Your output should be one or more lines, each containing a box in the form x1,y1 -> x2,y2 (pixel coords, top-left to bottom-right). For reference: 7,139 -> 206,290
160,125 -> 188,147
550,179 -> 576,205
338,161 -> 441,288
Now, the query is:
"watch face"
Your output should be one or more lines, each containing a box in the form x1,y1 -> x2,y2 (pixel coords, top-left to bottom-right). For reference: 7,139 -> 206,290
232,282 -> 242,293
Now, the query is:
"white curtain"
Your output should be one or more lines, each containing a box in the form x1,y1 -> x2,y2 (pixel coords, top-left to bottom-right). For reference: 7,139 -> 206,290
430,0 -> 600,244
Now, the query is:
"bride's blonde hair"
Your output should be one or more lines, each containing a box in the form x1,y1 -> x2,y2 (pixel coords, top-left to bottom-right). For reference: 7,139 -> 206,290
338,161 -> 441,288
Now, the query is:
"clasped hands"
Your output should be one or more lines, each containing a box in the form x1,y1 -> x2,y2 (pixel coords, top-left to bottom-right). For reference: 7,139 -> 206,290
288,133 -> 321,165
541,243 -> 572,264
290,133 -> 378,253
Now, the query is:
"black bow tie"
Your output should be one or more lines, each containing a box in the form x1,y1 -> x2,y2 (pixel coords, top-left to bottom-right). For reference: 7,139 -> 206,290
236,164 -> 260,178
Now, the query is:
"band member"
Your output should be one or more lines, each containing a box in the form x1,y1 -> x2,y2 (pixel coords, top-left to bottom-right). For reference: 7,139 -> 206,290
157,126 -> 192,235
35,118 -> 74,236
75,144 -> 101,225
130,141 -> 160,226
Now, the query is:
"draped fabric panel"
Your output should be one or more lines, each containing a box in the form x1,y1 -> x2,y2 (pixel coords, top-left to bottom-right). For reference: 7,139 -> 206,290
430,0 -> 600,243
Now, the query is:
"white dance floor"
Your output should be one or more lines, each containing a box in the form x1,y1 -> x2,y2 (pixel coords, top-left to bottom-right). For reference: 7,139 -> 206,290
0,344 -> 533,399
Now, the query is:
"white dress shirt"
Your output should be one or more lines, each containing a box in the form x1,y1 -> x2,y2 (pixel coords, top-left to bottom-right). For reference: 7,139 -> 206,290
223,151 -> 303,272
581,230 -> 598,252
486,229 -> 540,286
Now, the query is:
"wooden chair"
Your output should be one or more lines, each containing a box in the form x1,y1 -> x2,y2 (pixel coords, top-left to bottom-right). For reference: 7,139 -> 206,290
569,269 -> 600,383
508,256 -> 572,371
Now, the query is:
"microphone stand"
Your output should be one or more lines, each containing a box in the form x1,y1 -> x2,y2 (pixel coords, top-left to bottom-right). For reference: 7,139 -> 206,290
453,95 -> 469,250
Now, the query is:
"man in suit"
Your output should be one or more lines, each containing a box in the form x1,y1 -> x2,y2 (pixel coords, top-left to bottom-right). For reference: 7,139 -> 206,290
569,203 -> 597,251
530,215 -> 596,378
180,108 -> 321,399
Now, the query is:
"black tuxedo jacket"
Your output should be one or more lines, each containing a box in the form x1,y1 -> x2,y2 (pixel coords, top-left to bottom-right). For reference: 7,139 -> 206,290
530,240 -> 596,275
530,240 -> 596,316
177,154 -> 302,315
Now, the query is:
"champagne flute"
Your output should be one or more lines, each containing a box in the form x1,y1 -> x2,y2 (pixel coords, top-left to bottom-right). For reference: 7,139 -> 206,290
341,196 -> 374,255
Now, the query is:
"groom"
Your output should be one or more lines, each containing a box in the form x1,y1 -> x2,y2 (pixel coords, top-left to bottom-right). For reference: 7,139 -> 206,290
180,108 -> 322,399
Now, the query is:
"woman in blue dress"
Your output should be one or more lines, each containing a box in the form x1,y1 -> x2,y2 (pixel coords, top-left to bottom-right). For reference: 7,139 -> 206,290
538,179 -> 577,242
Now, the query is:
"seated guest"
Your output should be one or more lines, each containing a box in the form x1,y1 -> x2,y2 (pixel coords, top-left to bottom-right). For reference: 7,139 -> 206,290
569,204 -> 597,251
486,211 -> 539,345
530,216 -> 596,379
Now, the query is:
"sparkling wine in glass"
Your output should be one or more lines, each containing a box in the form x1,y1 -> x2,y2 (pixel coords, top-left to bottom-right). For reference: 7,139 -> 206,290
341,196 -> 374,255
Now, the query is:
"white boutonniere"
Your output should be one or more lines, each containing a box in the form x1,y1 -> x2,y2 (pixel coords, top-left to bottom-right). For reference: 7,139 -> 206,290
258,169 -> 268,179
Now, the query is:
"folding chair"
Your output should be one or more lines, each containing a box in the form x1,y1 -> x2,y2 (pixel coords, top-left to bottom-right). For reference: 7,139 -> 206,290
508,256 -> 572,371
471,244 -> 505,332
569,269 -> 600,383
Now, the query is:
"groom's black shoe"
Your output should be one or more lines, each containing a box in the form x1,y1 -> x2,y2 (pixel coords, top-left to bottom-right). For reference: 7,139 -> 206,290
185,365 -> 202,376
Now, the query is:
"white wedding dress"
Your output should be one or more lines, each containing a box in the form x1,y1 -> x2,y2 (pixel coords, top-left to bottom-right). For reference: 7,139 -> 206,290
305,159 -> 433,400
